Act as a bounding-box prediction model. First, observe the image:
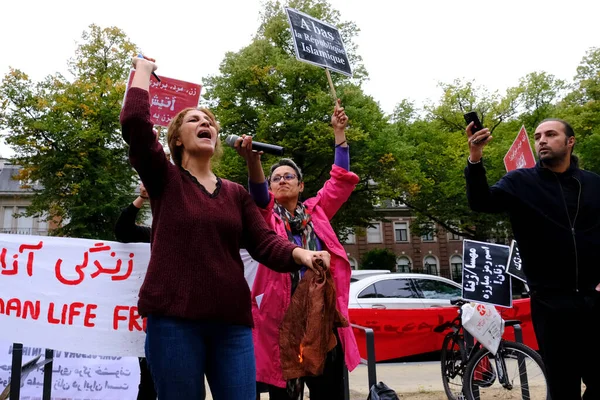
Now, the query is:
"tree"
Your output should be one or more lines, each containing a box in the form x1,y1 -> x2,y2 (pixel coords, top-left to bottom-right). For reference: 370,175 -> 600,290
556,47 -> 600,174
0,25 -> 138,239
379,66 -> 589,242
205,0 -> 390,234
359,248 -> 396,271
369,79 -> 518,241
517,71 -> 565,128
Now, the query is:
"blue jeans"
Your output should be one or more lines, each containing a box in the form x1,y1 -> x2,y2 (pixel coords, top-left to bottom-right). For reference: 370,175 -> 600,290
145,315 -> 256,400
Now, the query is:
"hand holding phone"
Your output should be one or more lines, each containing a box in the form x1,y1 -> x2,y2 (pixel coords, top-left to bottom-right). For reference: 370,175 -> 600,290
464,111 -> 483,134
464,112 -> 487,144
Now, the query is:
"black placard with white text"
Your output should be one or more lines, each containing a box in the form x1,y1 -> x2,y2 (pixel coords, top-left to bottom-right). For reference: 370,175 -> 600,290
507,240 -> 527,283
285,8 -> 352,77
462,240 -> 513,308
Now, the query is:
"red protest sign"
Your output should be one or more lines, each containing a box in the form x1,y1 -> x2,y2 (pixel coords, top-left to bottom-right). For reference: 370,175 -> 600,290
126,71 -> 202,127
503,126 -> 536,172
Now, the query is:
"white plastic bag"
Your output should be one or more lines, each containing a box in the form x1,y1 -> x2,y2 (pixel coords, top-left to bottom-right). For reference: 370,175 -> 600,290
461,302 -> 505,355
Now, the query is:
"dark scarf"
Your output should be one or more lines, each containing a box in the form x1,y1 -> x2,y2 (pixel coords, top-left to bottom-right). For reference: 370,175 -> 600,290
274,201 -> 318,251
274,201 -> 320,399
274,201 -> 319,296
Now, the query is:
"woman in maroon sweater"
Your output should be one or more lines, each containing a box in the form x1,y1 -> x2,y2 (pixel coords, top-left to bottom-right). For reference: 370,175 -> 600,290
121,55 -> 330,400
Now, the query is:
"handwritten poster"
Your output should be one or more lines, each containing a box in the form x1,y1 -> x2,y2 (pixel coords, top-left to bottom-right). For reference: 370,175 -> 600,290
0,234 -> 149,357
0,342 -> 139,399
462,240 -> 513,308
126,71 -> 202,127
507,240 -> 527,283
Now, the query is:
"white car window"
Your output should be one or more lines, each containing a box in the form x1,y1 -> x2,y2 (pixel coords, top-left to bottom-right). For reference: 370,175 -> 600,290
417,279 -> 461,300
374,279 -> 420,299
357,284 -> 377,298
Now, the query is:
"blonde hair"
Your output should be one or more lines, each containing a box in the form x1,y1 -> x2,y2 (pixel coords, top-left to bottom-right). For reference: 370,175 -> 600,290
166,107 -> 222,166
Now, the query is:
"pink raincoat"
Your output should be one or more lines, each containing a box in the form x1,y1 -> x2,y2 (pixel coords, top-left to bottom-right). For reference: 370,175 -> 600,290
251,164 -> 361,388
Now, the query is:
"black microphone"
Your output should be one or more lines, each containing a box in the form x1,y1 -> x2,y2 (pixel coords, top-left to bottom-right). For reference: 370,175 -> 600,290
225,134 -> 285,156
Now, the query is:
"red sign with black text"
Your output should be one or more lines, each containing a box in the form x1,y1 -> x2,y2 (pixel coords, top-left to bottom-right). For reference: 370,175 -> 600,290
503,126 -> 536,172
126,71 -> 201,127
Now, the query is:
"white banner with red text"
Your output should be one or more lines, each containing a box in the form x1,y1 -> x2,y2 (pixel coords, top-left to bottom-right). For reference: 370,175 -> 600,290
0,234 -> 149,357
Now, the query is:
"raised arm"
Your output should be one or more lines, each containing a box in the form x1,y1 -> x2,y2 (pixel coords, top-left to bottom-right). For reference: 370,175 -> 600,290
332,98 -> 350,171
464,120 -> 511,213
120,55 -> 170,198
115,184 -> 152,243
234,135 -> 270,208
304,100 -> 358,219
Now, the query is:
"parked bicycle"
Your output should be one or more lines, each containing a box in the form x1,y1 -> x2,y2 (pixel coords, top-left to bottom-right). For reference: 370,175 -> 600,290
435,299 -> 548,400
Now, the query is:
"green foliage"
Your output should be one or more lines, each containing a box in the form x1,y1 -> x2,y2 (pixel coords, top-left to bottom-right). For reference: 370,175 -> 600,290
373,47 -> 600,241
206,0 -> 388,233
360,248 -> 396,271
0,25 -> 138,239
199,1 -> 600,243
1,0 -> 600,248
555,47 -> 600,174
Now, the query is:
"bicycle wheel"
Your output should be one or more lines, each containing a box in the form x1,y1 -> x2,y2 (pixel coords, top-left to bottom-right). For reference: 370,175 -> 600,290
463,341 -> 548,400
441,332 -> 467,400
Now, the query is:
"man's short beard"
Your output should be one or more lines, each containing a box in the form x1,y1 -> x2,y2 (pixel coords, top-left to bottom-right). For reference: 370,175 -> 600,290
539,148 -> 568,167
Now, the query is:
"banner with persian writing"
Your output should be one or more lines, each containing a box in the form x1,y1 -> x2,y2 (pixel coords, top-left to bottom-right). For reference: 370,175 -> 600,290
0,234 -> 149,357
0,342 -> 139,399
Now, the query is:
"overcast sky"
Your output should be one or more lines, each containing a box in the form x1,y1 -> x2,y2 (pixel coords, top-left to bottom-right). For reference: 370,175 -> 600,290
1,0 -> 598,156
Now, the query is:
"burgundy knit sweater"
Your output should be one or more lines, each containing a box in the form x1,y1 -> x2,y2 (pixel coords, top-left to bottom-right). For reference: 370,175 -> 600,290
121,88 -> 299,326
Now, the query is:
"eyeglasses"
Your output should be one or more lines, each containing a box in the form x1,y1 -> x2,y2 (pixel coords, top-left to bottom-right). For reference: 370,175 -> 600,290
271,173 -> 297,183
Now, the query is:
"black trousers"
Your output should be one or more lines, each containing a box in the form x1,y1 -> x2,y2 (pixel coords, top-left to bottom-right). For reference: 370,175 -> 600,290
530,290 -> 600,400
265,333 -> 345,400
138,357 -> 157,400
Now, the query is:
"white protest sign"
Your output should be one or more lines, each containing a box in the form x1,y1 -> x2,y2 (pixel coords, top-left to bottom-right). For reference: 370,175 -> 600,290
285,8 -> 352,77
0,342 -> 139,400
0,234 -> 148,357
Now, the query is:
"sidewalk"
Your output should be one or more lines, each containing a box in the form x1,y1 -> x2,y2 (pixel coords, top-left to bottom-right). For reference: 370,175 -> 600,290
206,361 -> 446,399
349,361 -> 443,395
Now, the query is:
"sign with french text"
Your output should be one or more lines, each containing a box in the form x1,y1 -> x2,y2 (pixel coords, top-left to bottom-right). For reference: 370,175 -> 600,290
285,8 -> 352,77
504,126 -> 536,172
0,342 -> 139,399
507,240 -> 527,283
126,71 -> 201,127
0,234 -> 149,357
462,239 -> 512,308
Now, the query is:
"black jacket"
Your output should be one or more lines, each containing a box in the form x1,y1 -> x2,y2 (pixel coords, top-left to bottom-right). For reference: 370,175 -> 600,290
114,203 -> 151,243
465,159 -> 600,292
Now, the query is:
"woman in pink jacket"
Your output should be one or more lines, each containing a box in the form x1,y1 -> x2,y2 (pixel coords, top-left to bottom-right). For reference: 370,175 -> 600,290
235,100 -> 361,400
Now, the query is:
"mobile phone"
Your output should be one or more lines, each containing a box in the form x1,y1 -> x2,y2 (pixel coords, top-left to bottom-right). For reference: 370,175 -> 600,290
464,111 -> 486,144
463,111 -> 483,133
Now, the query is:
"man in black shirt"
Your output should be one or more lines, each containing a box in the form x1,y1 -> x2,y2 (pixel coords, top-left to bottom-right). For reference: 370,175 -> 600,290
464,118 -> 600,400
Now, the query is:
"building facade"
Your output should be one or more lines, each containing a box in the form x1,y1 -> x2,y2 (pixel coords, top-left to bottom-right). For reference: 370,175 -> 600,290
0,160 -> 50,236
342,201 -> 464,282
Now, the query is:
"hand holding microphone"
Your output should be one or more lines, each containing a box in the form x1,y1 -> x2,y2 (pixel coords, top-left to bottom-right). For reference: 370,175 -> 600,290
225,134 -> 285,156
133,54 -> 161,82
